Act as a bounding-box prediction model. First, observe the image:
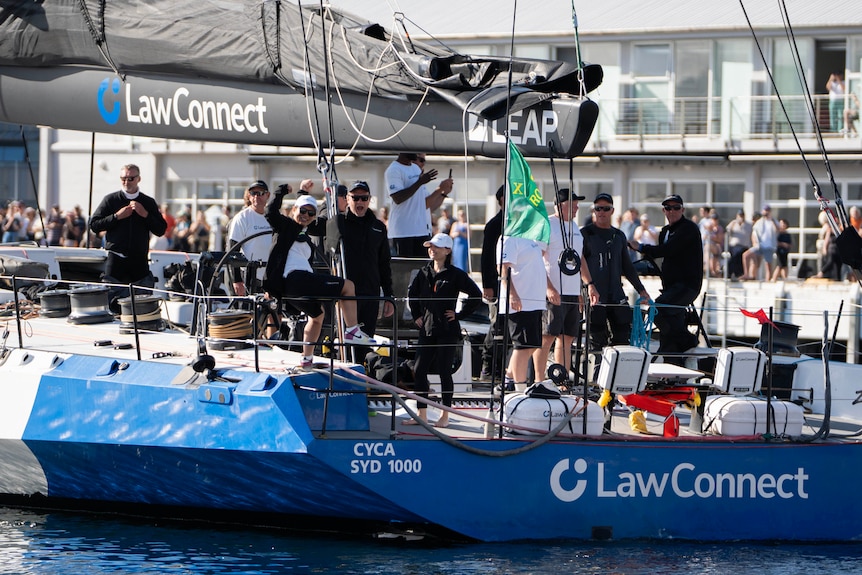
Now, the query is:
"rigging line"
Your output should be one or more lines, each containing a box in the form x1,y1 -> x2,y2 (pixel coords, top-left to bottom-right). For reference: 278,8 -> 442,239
76,0 -> 121,79
778,0 -> 849,229
18,127 -> 45,245
297,0 -> 325,160
397,14 -> 459,55
319,3 -> 337,161
327,25 -> 433,150
548,141 -> 578,268
570,0 -> 586,99
316,2 -> 339,201
259,2 -> 298,90
739,0 -> 841,237
393,12 -> 417,54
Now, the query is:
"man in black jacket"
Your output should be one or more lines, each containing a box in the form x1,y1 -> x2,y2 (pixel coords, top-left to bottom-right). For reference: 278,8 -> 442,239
582,193 -> 650,351
90,164 -> 167,285
629,194 -> 703,361
325,181 -> 394,359
479,185 -> 504,379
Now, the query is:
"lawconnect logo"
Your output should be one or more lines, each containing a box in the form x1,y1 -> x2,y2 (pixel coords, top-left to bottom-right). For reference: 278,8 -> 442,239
96,77 -> 269,134
550,458 -> 809,501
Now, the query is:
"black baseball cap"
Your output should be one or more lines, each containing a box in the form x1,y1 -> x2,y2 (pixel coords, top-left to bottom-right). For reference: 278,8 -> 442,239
350,181 -> 371,193
594,192 -> 614,204
556,187 -> 586,202
662,194 -> 684,206
247,180 -> 268,192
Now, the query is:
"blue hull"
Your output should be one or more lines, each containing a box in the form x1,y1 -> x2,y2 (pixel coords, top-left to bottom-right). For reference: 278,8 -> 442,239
3,349 -> 862,542
311,439 -> 862,541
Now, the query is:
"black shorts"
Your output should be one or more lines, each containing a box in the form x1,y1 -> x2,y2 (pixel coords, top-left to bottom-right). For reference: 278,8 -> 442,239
282,270 -> 344,318
507,310 -> 543,349
543,294 -> 581,337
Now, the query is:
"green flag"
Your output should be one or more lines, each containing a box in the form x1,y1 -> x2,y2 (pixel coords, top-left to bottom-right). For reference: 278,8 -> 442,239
504,140 -> 550,244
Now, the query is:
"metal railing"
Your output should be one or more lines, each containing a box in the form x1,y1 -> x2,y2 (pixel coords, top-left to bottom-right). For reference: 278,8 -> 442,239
595,93 -> 854,142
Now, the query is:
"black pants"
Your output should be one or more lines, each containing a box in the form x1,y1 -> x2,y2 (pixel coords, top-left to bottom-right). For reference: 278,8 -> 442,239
412,334 -> 458,408
589,300 -> 633,350
728,245 -> 748,278
481,300 -> 506,377
393,236 -> 430,258
104,251 -> 151,285
655,284 -> 699,360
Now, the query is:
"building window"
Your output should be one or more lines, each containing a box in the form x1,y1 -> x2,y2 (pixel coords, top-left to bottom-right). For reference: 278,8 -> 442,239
630,44 -> 673,135
763,181 -> 820,264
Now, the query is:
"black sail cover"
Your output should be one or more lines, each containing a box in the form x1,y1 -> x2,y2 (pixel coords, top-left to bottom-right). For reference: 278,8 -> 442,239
0,0 -> 601,157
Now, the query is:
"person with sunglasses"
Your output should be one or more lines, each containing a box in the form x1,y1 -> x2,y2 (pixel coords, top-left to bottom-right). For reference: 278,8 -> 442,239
264,189 -> 376,368
325,181 -> 394,361
532,188 -> 597,387
89,164 -> 167,286
582,193 -> 650,360
628,194 -> 703,363
226,180 -> 273,297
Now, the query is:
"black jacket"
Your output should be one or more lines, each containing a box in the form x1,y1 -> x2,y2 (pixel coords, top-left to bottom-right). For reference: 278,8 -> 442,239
582,223 -> 645,302
89,191 -> 167,257
262,190 -> 326,297
325,209 -> 393,298
641,216 -> 703,293
408,263 -> 482,338
480,210 -> 503,293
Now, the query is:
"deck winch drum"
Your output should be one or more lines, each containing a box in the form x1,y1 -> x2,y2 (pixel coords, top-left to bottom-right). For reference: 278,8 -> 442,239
118,295 -> 165,333
67,286 -> 114,324
39,289 -> 71,318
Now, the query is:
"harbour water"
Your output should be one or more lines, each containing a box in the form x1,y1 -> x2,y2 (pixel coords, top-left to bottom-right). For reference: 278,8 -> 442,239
1,506 -> 861,574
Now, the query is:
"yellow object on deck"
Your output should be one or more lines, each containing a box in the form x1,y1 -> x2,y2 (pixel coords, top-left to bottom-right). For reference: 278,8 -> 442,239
629,410 -> 648,433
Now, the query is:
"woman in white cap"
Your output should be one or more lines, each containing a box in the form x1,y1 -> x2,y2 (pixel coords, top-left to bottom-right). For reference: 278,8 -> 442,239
264,187 -> 376,368
405,233 -> 482,427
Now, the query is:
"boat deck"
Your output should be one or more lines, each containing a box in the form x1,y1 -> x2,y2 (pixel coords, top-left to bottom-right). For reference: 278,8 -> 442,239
3,297 -> 859,446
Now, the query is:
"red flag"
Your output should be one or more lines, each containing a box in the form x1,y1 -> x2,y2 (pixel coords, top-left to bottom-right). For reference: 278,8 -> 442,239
739,308 -> 780,331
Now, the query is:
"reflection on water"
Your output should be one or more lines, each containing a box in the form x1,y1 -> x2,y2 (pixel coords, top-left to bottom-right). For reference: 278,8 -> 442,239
0,506 -> 861,575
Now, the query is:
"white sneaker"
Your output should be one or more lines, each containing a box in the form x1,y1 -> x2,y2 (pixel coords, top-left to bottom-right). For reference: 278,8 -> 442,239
344,326 -> 377,346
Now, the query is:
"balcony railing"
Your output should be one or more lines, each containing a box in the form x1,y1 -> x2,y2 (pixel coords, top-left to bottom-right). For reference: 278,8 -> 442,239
594,94 -> 853,143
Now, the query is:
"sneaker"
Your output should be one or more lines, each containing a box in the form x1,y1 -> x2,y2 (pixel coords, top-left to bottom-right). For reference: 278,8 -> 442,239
300,356 -> 313,369
344,326 -> 377,346
494,377 -> 515,393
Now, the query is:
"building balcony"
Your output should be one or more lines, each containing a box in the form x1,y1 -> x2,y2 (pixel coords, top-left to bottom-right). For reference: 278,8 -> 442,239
586,94 -> 861,157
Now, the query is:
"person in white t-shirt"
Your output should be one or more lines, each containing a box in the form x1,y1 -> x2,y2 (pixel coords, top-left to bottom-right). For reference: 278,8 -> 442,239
497,234 -> 548,390
533,188 -> 597,382
385,152 -> 452,257
227,180 -> 274,296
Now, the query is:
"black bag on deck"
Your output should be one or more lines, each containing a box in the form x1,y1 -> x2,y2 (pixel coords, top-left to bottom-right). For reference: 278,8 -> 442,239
0,254 -> 50,290
365,351 -> 415,387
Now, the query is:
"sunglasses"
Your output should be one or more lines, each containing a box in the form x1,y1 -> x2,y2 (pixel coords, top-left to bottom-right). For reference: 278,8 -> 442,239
663,205 -> 683,211
120,176 -> 138,182
416,157 -> 426,163
249,190 -> 269,197
593,206 -> 613,212
298,207 -> 317,216
349,195 -> 370,202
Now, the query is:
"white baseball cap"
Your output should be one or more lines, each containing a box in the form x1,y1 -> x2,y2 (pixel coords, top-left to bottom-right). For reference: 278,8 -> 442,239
423,233 -> 453,249
294,196 -> 318,211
